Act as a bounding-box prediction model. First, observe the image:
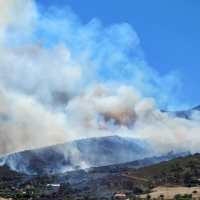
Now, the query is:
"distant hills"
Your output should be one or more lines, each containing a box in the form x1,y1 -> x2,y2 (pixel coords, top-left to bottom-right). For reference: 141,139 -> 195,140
0,135 -> 153,174
161,105 -> 200,119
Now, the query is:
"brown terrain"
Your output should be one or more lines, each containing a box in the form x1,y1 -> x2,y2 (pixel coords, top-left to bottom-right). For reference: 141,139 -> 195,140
140,186 -> 200,199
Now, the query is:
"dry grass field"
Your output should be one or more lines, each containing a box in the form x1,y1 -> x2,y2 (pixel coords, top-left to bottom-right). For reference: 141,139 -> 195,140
140,186 -> 200,199
0,198 -> 12,200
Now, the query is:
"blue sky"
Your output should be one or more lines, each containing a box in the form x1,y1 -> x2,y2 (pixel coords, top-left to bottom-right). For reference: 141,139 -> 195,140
36,0 -> 200,108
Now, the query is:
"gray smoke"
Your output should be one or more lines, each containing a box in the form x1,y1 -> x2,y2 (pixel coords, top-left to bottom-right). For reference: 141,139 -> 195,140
0,0 -> 199,158
0,135 -> 153,174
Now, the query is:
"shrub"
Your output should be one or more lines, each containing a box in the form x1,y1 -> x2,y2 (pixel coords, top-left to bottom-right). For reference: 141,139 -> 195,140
182,194 -> 192,198
174,194 -> 182,200
147,194 -> 151,199
133,187 -> 143,194
181,170 -> 193,184
160,194 -> 164,199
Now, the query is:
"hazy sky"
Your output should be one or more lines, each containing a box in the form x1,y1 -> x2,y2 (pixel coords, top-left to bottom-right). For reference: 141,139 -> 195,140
36,0 -> 200,108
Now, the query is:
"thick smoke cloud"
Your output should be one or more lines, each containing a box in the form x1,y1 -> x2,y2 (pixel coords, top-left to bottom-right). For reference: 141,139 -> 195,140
0,0 -> 199,156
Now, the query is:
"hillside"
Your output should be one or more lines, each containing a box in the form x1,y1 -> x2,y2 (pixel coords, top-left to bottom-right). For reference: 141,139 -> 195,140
127,152 -> 200,187
1,104 -> 200,175
0,135 -> 152,174
0,151 -> 190,199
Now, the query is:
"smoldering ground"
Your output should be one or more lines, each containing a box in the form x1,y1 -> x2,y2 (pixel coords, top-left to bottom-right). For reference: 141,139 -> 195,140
0,0 -> 199,158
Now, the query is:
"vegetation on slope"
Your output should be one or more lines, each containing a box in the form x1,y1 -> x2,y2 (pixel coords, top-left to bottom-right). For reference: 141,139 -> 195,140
127,153 -> 200,187
1,152 -> 200,199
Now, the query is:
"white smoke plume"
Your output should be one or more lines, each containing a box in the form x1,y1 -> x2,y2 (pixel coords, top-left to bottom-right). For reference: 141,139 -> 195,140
0,0 -> 199,156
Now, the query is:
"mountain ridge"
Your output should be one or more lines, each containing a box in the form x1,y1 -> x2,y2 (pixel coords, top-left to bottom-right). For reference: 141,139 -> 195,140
0,135 -> 153,174
1,105 -> 200,175
161,105 -> 200,119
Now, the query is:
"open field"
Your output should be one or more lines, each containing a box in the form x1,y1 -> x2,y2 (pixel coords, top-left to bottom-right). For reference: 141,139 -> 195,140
140,186 -> 200,199
0,198 -> 11,200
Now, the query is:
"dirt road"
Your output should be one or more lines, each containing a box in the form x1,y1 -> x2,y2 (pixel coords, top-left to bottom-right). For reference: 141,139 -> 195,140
121,173 -> 147,181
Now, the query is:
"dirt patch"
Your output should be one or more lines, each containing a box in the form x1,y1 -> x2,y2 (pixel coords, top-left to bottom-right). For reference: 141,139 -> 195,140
0,198 -> 12,200
140,186 -> 200,199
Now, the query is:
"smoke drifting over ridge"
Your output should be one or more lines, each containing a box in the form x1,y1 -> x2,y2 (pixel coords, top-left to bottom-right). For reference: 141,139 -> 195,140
0,0 -> 199,156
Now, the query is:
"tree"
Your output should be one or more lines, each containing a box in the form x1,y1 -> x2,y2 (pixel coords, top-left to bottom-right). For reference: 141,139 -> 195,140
188,158 -> 199,172
147,194 -> 151,199
123,180 -> 134,190
182,194 -> 192,199
175,161 -> 180,172
188,158 -> 199,167
181,170 -> 193,184
160,194 -> 164,199
133,186 -> 143,194
84,196 -> 89,200
58,182 -> 71,194
174,194 -> 181,200
148,180 -> 152,189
